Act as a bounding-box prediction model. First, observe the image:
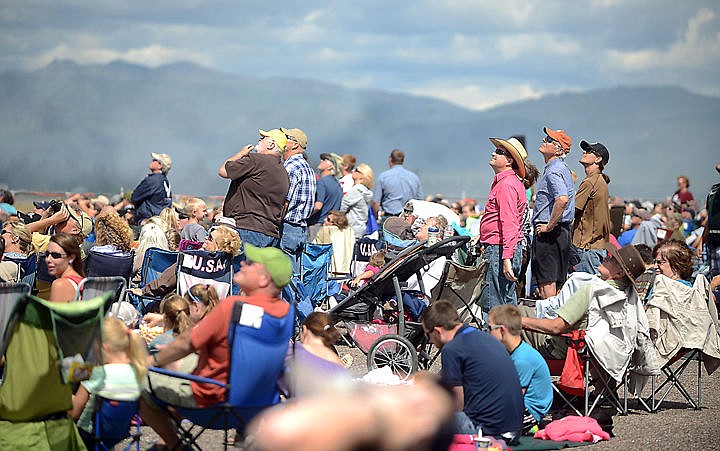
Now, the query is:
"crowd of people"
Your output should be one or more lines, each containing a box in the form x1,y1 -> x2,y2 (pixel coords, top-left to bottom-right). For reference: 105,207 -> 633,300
1,124 -> 720,450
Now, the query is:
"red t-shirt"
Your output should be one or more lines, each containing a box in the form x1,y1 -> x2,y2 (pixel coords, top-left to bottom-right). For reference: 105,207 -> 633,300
189,293 -> 290,407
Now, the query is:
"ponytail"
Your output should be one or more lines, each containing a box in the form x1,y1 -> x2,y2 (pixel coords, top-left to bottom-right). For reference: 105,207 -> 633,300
127,331 -> 148,380
160,294 -> 193,335
103,318 -> 148,381
303,312 -> 341,348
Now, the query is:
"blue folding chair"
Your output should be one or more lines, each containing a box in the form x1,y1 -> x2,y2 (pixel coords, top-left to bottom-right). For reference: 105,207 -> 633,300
128,247 -> 177,314
300,243 -> 336,308
148,301 -> 294,450
84,248 -> 135,282
85,397 -> 141,451
4,254 -> 38,288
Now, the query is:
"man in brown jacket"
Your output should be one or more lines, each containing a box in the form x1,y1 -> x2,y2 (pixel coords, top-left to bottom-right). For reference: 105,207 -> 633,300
570,140 -> 610,274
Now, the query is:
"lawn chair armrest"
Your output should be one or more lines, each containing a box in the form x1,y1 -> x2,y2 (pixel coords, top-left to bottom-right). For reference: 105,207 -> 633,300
148,366 -> 227,388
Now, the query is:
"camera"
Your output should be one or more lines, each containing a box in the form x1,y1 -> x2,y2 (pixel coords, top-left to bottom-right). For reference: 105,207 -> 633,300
49,199 -> 63,213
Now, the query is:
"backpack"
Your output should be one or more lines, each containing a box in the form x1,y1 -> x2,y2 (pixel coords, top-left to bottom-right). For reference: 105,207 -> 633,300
707,182 -> 720,246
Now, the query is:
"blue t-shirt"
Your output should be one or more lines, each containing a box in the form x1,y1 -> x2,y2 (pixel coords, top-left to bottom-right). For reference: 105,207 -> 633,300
372,165 -> 423,215
308,175 -> 343,226
510,341 -> 553,422
440,325 -> 524,435
532,158 -> 575,225
617,228 -> 638,247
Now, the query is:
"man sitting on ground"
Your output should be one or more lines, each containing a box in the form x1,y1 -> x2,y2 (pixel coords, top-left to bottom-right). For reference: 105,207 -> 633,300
139,244 -> 293,450
421,300 -> 523,443
488,305 -> 553,434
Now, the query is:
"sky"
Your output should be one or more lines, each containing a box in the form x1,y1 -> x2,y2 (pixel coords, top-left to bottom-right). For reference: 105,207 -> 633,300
1,1 -> 719,111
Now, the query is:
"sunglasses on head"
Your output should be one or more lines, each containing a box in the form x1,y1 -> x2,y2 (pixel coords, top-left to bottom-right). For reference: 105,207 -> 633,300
47,251 -> 67,259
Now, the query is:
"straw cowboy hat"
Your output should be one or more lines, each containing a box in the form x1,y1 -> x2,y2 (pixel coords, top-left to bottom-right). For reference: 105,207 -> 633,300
488,137 -> 528,179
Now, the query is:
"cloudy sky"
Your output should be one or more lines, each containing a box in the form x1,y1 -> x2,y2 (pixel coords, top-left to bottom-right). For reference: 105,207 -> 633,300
1,0 -> 719,110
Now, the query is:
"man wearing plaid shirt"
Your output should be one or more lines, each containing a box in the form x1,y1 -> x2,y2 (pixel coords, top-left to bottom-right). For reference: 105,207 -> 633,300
280,127 -> 317,274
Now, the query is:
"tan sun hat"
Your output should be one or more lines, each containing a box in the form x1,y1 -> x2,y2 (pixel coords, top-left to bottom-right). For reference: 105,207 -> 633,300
488,137 -> 528,179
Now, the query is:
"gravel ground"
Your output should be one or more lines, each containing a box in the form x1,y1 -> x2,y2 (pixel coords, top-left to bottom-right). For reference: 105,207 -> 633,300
124,344 -> 719,450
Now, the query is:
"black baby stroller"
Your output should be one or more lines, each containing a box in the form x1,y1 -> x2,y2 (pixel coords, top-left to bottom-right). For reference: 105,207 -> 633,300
328,236 -> 470,379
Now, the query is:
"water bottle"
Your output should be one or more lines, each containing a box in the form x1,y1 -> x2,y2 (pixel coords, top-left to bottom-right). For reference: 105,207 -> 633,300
427,227 -> 440,246
444,223 -> 454,240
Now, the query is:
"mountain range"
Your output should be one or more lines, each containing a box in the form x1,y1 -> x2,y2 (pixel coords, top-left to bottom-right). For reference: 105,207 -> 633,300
1,60 -> 718,203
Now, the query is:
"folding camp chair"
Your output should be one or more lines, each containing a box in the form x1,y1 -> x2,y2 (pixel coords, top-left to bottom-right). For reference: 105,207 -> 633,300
76,276 -> 127,314
147,301 -> 294,450
430,258 -> 486,328
0,282 -> 31,356
4,253 -> 38,288
84,248 -> 135,282
300,243 -> 338,308
128,247 -> 178,314
544,331 -> 628,417
639,348 -> 702,412
641,274 -> 720,411
86,397 -> 141,451
352,237 -> 383,277
0,293 -> 107,450
176,249 -> 233,299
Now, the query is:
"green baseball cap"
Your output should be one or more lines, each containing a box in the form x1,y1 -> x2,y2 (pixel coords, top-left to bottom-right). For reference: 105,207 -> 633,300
244,243 -> 293,288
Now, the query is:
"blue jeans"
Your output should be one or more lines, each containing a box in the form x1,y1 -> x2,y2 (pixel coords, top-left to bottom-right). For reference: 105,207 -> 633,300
237,228 -> 278,249
570,246 -> 606,275
280,222 -> 306,275
481,244 -> 522,317
454,411 -> 478,434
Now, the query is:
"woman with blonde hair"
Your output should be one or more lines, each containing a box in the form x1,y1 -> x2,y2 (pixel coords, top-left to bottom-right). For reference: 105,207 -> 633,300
2,219 -> 36,257
70,317 -> 147,447
133,226 -> 241,298
341,163 -> 374,240
1,220 -> 37,282
92,210 -> 134,254
133,219 -> 170,277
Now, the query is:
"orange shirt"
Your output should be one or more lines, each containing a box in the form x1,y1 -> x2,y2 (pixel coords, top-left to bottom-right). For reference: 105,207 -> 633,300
189,293 -> 290,407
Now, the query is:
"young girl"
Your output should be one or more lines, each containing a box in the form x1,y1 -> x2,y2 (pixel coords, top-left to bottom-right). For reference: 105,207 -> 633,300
349,251 -> 385,288
186,283 -> 220,324
70,318 -> 147,443
140,283 -> 220,329
146,294 -> 193,355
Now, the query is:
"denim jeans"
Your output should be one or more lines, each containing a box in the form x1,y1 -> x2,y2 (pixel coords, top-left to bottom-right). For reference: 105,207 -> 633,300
454,411 -> 478,434
237,228 -> 278,249
280,222 -> 306,275
480,244 -> 522,317
570,246 -> 606,275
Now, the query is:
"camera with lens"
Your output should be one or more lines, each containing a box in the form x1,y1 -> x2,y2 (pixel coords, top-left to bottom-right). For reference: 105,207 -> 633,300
48,199 -> 63,213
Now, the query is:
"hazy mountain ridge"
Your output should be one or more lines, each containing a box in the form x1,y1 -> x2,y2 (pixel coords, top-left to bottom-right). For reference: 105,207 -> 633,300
1,60 -> 718,201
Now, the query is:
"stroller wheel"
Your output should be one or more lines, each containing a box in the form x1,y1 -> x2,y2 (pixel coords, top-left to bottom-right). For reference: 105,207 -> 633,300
367,334 -> 418,380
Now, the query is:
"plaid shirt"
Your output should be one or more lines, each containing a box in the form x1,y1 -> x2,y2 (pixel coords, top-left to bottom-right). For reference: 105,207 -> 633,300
283,154 -> 317,226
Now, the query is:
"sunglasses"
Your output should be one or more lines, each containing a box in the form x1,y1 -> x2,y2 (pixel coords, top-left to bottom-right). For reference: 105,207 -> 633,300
543,136 -> 557,144
494,148 -> 508,156
488,324 -> 503,331
46,251 -> 67,259
1,229 -> 11,236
